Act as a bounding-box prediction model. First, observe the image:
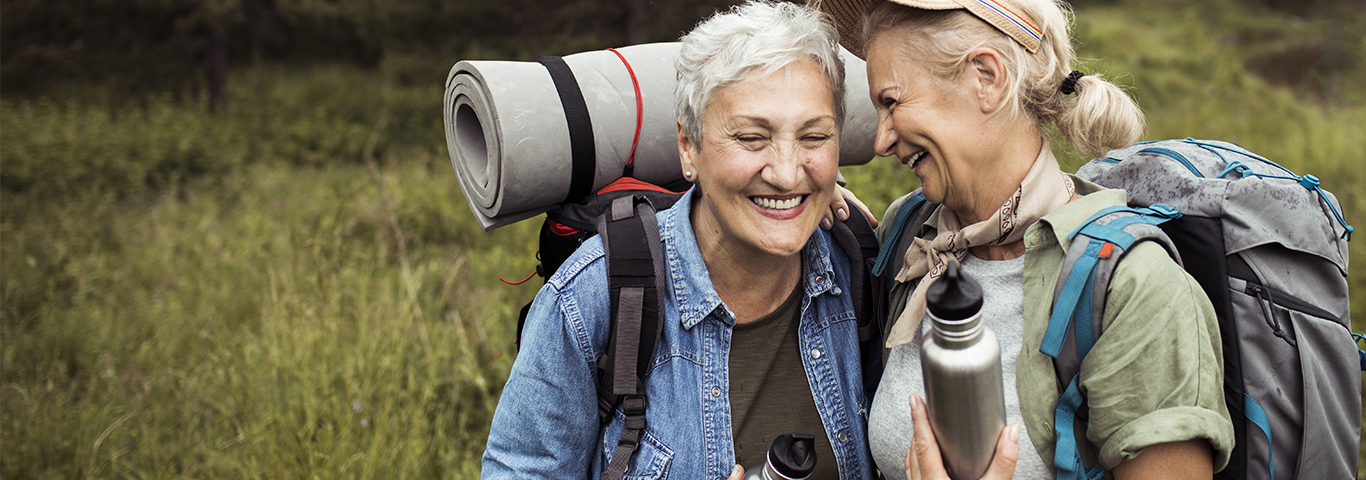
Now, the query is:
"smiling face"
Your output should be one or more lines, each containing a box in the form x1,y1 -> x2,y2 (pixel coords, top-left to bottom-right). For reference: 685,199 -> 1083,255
679,58 -> 840,261
865,34 -> 1002,216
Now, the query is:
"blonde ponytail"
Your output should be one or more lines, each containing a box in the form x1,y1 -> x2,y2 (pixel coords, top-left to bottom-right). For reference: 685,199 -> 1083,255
1057,74 -> 1144,158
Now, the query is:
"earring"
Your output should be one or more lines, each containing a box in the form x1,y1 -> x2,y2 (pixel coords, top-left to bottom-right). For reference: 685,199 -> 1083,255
684,171 -> 694,181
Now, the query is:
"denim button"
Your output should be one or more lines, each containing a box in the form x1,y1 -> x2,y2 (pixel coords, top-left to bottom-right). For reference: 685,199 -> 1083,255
810,348 -> 821,359
816,275 -> 826,284
712,386 -> 721,397
837,432 -> 847,443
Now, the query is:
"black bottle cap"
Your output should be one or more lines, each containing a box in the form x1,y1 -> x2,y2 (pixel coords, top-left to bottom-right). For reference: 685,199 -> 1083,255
769,433 -> 817,478
926,260 -> 983,320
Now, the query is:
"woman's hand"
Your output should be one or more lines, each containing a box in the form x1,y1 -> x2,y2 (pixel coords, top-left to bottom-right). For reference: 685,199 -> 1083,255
723,464 -> 744,480
905,395 -> 1020,480
821,185 -> 878,230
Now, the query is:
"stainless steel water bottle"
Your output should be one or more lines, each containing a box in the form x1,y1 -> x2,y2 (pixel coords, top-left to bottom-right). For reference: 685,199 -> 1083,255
742,433 -> 816,480
920,260 -> 1006,480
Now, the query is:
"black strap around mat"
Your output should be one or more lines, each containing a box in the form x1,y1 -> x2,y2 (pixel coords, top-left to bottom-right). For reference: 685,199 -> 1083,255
539,56 -> 596,203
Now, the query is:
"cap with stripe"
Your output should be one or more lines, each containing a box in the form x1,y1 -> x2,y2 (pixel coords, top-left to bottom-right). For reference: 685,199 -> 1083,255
810,0 -> 1043,58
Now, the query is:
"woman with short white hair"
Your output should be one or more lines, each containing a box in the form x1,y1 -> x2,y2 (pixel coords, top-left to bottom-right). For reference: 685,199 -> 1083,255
481,2 -> 876,479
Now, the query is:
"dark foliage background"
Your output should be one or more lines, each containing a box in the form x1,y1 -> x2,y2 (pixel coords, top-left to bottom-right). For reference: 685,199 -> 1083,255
5,0 -> 1361,104
1,0 -> 742,99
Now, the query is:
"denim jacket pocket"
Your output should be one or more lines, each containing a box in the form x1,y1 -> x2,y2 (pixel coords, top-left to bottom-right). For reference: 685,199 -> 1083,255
603,429 -> 674,480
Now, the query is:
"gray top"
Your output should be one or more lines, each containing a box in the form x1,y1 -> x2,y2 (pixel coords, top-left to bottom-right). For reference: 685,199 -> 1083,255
869,254 -> 1052,479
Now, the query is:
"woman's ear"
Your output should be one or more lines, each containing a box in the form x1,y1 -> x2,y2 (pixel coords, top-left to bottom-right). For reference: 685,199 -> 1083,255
678,121 -> 698,176
967,47 -> 1007,114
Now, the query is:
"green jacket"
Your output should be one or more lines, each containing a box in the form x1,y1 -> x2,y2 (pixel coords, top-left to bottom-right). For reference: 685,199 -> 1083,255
877,176 -> 1234,475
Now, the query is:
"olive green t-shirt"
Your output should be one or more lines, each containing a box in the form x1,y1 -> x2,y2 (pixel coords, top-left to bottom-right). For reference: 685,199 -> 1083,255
729,284 -> 839,479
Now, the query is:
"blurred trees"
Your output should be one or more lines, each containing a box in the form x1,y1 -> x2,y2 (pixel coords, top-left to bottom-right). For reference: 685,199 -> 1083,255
0,0 -> 740,107
3,0 -> 1361,108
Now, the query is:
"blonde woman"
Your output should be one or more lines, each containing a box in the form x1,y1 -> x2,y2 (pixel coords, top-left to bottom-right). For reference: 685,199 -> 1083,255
811,0 -> 1234,478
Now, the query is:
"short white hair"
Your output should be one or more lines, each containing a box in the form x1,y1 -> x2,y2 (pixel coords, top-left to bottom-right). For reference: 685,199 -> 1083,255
675,1 -> 846,144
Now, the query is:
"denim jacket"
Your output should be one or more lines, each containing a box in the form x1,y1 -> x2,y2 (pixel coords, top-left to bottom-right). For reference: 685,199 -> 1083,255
481,189 -> 875,480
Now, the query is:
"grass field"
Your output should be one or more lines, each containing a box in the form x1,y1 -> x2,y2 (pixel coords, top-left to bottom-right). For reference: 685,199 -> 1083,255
3,0 -> 1364,477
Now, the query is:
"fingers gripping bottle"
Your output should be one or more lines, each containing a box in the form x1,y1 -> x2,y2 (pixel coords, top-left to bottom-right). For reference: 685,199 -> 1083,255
921,260 -> 1006,480
742,433 -> 817,480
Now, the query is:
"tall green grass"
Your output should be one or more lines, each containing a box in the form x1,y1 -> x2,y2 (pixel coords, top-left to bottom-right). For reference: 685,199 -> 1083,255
2,58 -> 542,477
2,160 -> 539,477
3,0 -> 1365,478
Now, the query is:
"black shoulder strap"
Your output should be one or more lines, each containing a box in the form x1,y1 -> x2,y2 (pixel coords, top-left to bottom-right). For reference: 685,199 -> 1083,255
596,195 -> 666,480
829,200 -> 887,398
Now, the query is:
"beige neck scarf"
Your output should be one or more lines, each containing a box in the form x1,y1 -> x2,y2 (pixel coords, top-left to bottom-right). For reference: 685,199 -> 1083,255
886,140 -> 1076,348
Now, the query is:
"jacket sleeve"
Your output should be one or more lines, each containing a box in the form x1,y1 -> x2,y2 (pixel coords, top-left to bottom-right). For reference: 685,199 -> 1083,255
481,278 -> 605,479
1079,241 -> 1235,471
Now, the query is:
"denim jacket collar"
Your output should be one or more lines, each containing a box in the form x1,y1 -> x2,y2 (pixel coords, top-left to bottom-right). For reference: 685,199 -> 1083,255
658,188 -> 837,330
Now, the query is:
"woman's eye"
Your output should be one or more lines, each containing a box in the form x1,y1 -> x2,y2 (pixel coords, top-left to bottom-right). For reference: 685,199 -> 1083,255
802,134 -> 830,143
736,135 -> 766,144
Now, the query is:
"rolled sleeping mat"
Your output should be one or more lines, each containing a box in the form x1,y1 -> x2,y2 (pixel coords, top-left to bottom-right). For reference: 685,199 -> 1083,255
445,42 -> 878,231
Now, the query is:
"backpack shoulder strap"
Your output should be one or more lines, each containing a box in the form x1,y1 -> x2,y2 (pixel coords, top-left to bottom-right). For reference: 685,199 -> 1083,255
873,189 -> 936,282
829,198 -> 887,398
1043,203 -> 1184,382
1039,203 -> 1182,480
596,195 -> 667,480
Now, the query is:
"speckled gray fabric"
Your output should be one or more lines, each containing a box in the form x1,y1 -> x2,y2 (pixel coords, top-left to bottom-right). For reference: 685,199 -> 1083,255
869,254 -> 1052,479
1078,140 -> 1348,276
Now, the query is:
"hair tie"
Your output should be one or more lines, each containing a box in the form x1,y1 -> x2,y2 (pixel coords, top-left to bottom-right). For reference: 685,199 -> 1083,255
1060,70 -> 1085,95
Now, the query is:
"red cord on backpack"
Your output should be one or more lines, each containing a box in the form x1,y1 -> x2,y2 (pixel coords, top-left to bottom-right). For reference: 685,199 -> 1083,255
499,270 -> 537,285
499,251 -> 542,285
607,48 -> 643,173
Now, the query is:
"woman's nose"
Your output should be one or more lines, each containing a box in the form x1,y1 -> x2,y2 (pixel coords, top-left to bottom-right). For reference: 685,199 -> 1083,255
874,114 -> 898,158
762,144 -> 802,190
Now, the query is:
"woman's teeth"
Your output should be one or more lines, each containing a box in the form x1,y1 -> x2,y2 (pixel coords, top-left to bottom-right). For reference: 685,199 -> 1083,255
907,150 -> 927,167
753,196 -> 803,210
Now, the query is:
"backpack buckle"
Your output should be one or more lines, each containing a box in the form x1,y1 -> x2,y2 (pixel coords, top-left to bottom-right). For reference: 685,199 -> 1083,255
621,396 -> 646,417
1145,203 -> 1181,219
1300,174 -> 1321,190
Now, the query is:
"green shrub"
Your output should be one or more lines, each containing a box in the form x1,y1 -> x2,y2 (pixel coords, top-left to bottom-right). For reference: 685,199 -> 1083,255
1,63 -> 446,199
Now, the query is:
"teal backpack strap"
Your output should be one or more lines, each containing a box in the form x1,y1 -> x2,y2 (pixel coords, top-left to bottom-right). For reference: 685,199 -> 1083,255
1355,333 -> 1366,371
873,189 -> 935,283
1041,203 -> 1182,480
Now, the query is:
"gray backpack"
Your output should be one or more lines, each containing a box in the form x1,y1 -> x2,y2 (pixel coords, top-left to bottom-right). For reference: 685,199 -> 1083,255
1041,138 -> 1361,480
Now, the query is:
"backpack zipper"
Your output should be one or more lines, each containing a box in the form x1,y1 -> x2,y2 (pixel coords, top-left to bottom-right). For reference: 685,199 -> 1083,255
1137,147 -> 1204,177
1247,283 -> 1291,345
1244,278 -> 1344,347
1243,278 -> 1341,322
